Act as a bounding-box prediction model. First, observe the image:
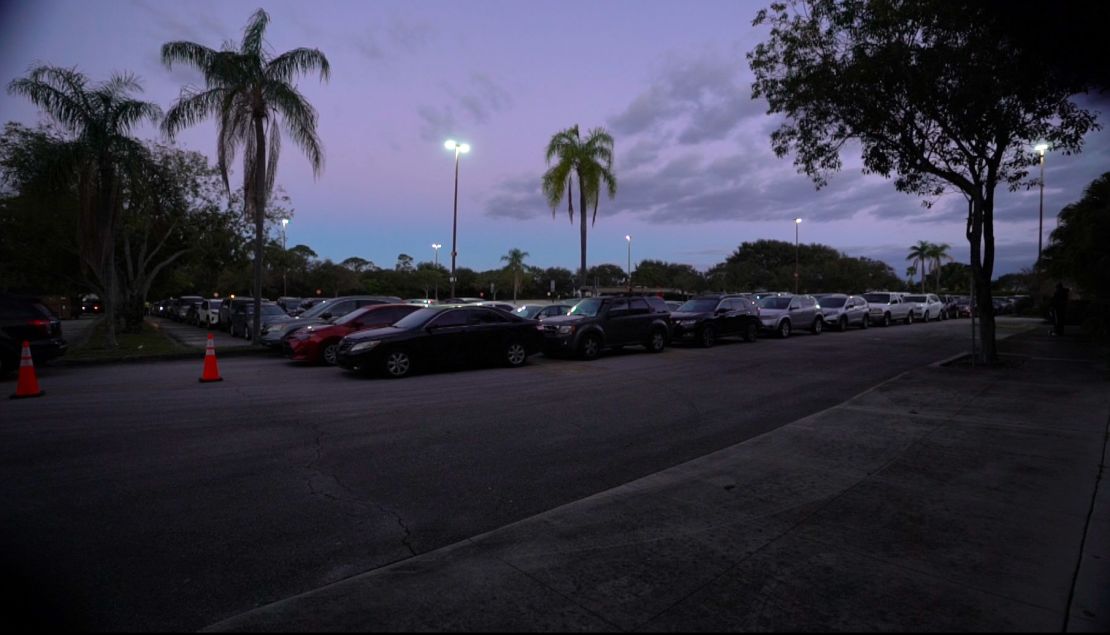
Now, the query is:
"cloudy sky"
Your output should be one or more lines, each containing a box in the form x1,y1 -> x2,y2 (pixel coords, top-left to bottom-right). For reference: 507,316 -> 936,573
2,0 -> 1107,278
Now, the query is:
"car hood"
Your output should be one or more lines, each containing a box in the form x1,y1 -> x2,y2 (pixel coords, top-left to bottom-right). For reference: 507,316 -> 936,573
344,325 -> 407,342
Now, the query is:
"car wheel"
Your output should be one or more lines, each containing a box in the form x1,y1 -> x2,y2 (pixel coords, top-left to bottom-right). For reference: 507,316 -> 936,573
647,329 -> 667,353
905,312 -> 914,325
579,334 -> 602,360
244,325 -> 252,340
742,322 -> 758,342
838,316 -> 848,331
505,340 -> 528,367
924,311 -> 931,322
861,315 -> 870,329
778,320 -> 791,338
812,318 -> 823,335
883,313 -> 892,327
321,342 -> 339,366
383,349 -> 413,378
700,326 -> 716,348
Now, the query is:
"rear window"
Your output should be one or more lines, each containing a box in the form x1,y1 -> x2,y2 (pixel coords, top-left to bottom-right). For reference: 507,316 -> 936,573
678,299 -> 718,312
904,295 -> 926,302
821,297 -> 846,308
863,293 -> 891,303
758,296 -> 791,310
646,297 -> 670,313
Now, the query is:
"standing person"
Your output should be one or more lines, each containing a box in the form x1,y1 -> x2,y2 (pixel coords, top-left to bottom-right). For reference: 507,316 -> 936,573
1051,283 -> 1069,335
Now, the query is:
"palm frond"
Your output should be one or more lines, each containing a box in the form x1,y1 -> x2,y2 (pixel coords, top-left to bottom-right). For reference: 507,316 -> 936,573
7,66 -> 91,135
265,118 -> 281,199
265,81 -> 323,175
241,9 -> 270,57
266,47 -> 330,84
161,41 -> 218,72
161,87 -> 226,139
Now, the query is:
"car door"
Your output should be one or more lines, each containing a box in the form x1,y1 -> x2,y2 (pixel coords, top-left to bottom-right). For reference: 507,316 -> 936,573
720,299 -> 744,336
627,298 -> 654,341
465,308 -> 511,362
422,308 -> 471,367
603,298 -> 634,345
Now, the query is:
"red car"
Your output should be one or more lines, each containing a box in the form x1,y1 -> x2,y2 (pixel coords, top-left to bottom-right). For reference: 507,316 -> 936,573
283,303 -> 421,365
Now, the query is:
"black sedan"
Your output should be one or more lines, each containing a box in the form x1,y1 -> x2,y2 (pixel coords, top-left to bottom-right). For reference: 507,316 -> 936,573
336,305 -> 542,378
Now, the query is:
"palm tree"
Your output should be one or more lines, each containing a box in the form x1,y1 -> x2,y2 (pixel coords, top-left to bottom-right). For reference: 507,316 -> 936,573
500,248 -> 530,301
8,66 -> 161,348
906,241 -> 932,293
541,125 -> 617,288
161,8 -> 329,343
927,242 -> 952,292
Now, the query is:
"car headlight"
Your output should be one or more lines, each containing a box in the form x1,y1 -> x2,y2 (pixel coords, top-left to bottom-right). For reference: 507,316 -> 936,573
349,340 -> 381,353
557,325 -> 575,335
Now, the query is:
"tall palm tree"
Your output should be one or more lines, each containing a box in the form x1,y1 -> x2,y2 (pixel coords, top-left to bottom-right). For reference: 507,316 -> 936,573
541,125 -> 617,288
500,248 -> 530,301
927,242 -> 952,292
906,241 -> 932,293
161,8 -> 329,343
8,66 -> 161,348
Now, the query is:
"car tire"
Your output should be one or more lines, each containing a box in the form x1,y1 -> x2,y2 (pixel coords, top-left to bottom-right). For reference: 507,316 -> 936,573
883,313 -> 892,327
838,316 -> 848,331
244,325 -> 252,341
905,312 -> 914,325
778,320 -> 791,339
505,340 -> 528,368
321,342 -> 339,366
700,326 -> 716,348
812,318 -> 823,335
924,311 -> 931,322
861,315 -> 870,329
383,349 -> 413,378
646,329 -> 667,353
742,322 -> 758,342
579,334 -> 602,360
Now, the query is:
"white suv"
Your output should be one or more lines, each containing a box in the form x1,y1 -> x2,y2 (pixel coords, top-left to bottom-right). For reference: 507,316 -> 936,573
862,292 -> 914,326
903,293 -> 945,322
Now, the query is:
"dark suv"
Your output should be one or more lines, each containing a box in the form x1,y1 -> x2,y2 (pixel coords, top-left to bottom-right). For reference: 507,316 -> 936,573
671,294 -> 761,347
1,293 -> 67,372
540,295 -> 671,359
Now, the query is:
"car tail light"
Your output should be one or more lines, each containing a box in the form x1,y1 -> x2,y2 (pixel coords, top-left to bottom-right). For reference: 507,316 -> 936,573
28,318 -> 52,336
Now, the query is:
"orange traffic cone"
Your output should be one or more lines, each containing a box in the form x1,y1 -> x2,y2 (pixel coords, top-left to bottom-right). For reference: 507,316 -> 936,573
10,340 -> 44,399
198,333 -> 223,383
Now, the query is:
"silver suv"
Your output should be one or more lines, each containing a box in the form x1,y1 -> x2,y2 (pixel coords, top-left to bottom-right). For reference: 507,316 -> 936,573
862,291 -> 914,326
757,294 -> 824,338
816,293 -> 870,330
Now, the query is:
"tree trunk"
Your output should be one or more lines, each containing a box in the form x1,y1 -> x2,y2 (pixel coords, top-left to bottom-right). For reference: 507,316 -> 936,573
966,194 -> 998,363
578,171 -> 588,291
252,116 -> 267,345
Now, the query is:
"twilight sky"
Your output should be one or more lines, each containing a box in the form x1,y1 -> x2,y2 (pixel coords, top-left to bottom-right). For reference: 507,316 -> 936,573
2,0 -> 1108,278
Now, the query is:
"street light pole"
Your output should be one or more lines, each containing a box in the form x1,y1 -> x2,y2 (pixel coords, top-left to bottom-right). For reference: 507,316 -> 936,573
1035,143 -> 1049,265
625,235 -> 632,292
444,140 -> 470,298
280,218 -> 289,297
794,218 -> 802,294
432,243 -> 442,301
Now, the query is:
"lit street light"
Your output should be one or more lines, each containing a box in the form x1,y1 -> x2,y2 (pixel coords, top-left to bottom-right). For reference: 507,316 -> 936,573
444,139 -> 471,298
794,218 -> 802,294
625,235 -> 632,292
280,218 -> 290,297
1035,142 -> 1049,264
432,243 -> 442,301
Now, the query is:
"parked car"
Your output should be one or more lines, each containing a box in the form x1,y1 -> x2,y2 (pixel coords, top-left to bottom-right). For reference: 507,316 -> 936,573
261,295 -> 403,348
228,301 -> 288,340
174,296 -> 204,322
475,301 -> 516,312
665,301 -> 684,312
954,296 -> 975,318
284,303 -> 421,365
758,294 -> 824,338
275,296 -> 303,315
77,294 -> 103,317
862,291 -> 914,326
539,295 -> 671,359
513,304 -> 572,320
818,294 -> 871,330
406,298 -> 437,307
218,297 -> 252,330
670,294 -> 761,347
336,305 -> 542,378
198,299 -> 223,328
440,297 -> 484,304
1,293 -> 67,372
904,293 -> 946,321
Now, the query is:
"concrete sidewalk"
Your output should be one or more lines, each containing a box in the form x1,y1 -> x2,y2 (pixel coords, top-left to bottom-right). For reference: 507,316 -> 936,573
207,329 -> 1109,632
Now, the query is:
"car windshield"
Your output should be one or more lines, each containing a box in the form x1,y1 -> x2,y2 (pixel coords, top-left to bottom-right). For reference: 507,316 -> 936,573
569,298 -> 603,317
261,304 -> 285,316
515,306 -> 543,319
392,308 -> 440,329
758,296 -> 791,310
821,297 -> 846,308
299,300 -> 338,319
863,293 -> 891,303
678,299 -> 719,312
334,307 -> 373,326
904,295 -> 926,302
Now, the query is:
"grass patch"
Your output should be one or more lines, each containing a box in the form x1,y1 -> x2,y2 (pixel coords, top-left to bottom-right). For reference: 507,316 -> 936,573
67,318 -> 192,361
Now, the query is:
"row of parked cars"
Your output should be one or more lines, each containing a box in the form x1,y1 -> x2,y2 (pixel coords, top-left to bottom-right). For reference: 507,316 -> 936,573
153,289 -> 982,379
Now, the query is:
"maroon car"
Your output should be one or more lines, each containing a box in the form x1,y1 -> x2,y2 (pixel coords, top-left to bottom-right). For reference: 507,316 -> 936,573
283,303 -> 420,365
